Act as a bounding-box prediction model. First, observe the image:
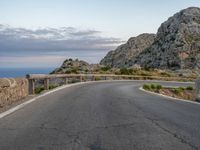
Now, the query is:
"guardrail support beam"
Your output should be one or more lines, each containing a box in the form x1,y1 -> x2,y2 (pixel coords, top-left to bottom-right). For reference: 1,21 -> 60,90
80,76 -> 83,82
44,78 -> 50,90
63,77 -> 68,84
28,79 -> 35,95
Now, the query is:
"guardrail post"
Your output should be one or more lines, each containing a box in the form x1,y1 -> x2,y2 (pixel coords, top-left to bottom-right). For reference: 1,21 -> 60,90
63,77 -> 68,84
29,79 -> 35,95
104,76 -> 107,80
80,76 -> 83,82
44,78 -> 50,90
92,76 -> 95,81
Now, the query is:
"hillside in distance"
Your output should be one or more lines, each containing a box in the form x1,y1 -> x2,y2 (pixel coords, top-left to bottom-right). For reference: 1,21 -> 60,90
101,7 -> 200,70
100,34 -> 155,68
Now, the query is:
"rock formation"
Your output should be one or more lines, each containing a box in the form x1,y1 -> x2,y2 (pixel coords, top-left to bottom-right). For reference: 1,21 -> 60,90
51,59 -> 102,74
101,7 -> 200,70
134,7 -> 200,70
100,34 -> 155,68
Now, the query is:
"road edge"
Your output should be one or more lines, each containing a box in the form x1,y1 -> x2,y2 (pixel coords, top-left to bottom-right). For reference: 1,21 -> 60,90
139,87 -> 200,105
0,80 -> 195,119
0,81 -> 96,119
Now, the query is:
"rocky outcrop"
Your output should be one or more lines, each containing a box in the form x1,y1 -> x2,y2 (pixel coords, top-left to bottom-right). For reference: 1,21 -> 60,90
100,34 -> 155,68
51,59 -> 102,74
135,7 -> 200,70
0,78 -> 28,108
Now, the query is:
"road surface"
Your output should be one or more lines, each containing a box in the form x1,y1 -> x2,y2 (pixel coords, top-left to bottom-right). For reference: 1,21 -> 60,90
0,81 -> 199,150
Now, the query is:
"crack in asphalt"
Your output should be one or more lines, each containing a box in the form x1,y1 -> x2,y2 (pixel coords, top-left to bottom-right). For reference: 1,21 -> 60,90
146,116 -> 199,150
129,100 -> 199,150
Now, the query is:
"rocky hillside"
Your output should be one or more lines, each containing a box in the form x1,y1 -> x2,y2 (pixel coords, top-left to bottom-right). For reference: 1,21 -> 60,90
135,7 -> 200,70
100,34 -> 155,68
51,59 -> 102,74
101,7 -> 200,70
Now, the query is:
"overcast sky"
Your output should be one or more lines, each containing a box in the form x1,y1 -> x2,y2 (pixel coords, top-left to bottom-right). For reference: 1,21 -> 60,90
0,0 -> 200,68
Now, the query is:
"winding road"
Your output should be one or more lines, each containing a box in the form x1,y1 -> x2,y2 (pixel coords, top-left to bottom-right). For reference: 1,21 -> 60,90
0,81 -> 200,150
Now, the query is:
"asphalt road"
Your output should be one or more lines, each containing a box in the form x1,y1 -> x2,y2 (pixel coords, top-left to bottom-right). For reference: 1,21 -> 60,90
0,81 -> 200,150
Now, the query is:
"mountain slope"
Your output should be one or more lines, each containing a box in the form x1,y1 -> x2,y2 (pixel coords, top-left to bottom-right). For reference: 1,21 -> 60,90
100,34 -> 155,68
134,7 -> 200,70
51,59 -> 102,74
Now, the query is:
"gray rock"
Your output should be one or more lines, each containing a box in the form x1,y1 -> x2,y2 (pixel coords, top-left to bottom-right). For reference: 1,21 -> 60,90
100,34 -> 156,68
51,59 -> 102,74
135,7 -> 200,70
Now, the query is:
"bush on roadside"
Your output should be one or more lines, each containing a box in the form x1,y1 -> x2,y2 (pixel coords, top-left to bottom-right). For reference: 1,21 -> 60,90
173,87 -> 184,95
179,87 -> 185,91
35,87 -> 45,94
143,84 -> 151,90
156,84 -> 162,90
186,86 -> 194,91
49,85 -> 58,90
120,68 -> 131,75
151,84 -> 156,89
100,66 -> 111,72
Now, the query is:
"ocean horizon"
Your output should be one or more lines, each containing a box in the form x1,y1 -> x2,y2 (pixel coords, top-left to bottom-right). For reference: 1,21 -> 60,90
0,68 -> 55,78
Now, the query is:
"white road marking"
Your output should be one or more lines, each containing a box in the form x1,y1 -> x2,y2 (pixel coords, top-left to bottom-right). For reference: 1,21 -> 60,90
139,87 -> 200,105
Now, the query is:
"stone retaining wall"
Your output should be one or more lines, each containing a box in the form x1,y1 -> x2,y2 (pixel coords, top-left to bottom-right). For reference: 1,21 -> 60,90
195,76 -> 200,101
0,78 -> 28,108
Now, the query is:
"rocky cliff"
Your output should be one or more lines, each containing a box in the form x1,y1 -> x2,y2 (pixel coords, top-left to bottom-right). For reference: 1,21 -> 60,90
101,7 -> 200,70
51,59 -> 102,74
100,34 -> 155,68
134,7 -> 200,70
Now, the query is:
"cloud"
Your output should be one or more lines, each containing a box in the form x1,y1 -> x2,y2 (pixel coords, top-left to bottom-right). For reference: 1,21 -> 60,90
0,24 -> 122,50
0,24 -> 123,67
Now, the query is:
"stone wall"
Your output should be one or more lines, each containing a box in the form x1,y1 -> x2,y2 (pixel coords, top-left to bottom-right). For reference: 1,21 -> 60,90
195,76 -> 200,101
0,78 -> 28,108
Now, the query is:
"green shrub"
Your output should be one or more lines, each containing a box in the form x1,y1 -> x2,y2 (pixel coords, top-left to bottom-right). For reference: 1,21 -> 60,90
101,66 -> 111,72
151,84 -> 156,89
173,88 -> 184,94
120,68 -> 130,75
71,68 -> 78,74
186,86 -> 194,90
156,84 -> 162,90
49,85 -> 58,90
143,84 -> 151,90
35,87 -> 45,94
179,87 -> 185,91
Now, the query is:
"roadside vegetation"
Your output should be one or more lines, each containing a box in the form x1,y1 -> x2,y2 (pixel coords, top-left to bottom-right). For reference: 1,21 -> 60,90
143,83 -> 196,101
35,85 -> 59,94
99,67 -> 197,82
51,58 -> 198,82
35,87 -> 45,94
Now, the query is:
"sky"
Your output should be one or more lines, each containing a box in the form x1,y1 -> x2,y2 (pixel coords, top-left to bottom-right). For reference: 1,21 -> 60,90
0,0 -> 200,68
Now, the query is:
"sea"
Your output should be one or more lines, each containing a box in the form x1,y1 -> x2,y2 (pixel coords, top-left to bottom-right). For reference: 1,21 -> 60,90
0,68 -> 54,78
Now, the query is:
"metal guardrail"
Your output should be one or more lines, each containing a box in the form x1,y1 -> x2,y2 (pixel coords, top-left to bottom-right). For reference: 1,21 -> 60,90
26,74 -> 195,95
